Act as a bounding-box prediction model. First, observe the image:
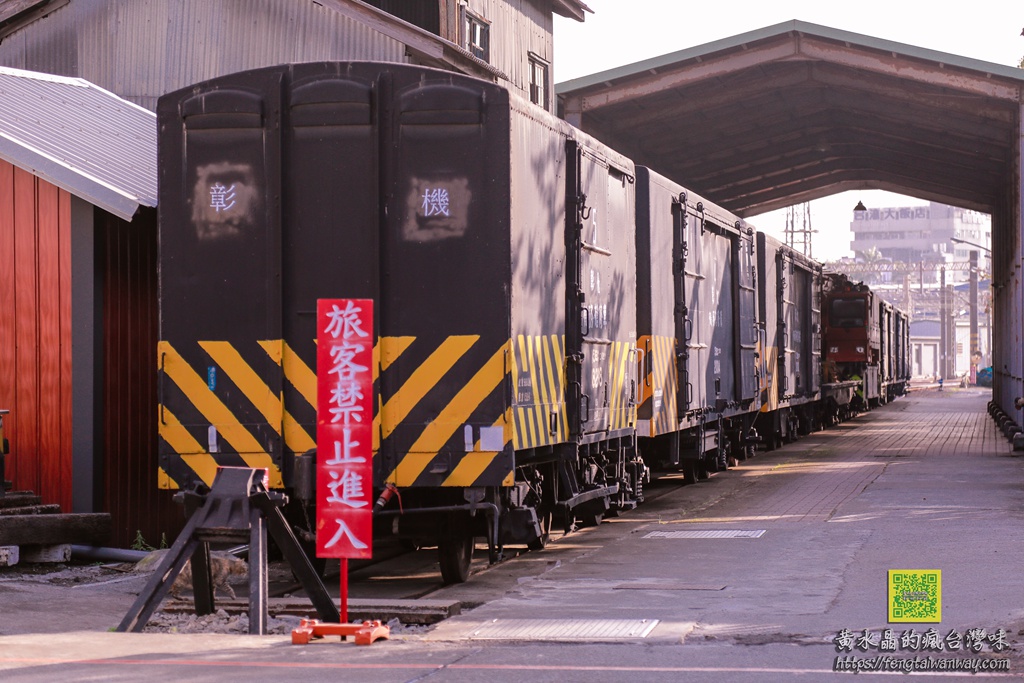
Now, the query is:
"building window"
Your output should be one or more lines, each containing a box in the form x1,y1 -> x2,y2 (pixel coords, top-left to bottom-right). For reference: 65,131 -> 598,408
463,10 -> 489,62
529,54 -> 549,108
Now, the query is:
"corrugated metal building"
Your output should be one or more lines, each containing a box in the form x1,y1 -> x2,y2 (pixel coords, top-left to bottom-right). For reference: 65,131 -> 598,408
0,66 -> 170,546
0,0 -> 589,547
0,0 -> 589,113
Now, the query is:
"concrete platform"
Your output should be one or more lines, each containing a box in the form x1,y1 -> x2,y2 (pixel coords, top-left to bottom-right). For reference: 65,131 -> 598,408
1,387 -> 1022,681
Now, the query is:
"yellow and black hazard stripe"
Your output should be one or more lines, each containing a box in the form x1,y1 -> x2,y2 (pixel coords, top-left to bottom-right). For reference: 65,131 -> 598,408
636,334 -> 678,437
157,339 -> 317,489
510,334 -> 567,450
606,340 -> 638,432
760,344 -> 779,413
379,335 -> 511,488
158,335 -> 514,491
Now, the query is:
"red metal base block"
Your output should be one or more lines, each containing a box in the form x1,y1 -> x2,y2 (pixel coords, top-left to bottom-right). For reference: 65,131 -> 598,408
291,619 -> 390,646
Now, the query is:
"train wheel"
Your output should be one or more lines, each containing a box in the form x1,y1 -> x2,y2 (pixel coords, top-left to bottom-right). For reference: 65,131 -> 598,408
696,457 -> 710,480
683,459 -> 700,484
438,533 -> 474,585
527,511 -> 553,551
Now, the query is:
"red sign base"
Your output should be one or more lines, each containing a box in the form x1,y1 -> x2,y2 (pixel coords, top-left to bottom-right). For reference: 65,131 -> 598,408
290,619 -> 390,646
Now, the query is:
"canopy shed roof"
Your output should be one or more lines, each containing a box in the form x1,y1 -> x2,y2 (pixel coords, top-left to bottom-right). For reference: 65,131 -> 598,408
557,20 -> 1024,216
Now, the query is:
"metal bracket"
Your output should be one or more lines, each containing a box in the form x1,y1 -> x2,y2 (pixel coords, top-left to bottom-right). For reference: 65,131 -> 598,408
116,467 -> 340,634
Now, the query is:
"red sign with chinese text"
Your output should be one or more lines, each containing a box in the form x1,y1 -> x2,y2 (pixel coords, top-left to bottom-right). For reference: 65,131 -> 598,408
315,299 -> 374,559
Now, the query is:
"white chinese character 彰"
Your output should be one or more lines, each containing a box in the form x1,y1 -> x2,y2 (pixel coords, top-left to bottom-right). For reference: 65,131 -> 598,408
324,518 -> 368,550
210,183 -> 237,212
420,188 -> 450,217
326,469 -> 369,508
324,302 -> 370,340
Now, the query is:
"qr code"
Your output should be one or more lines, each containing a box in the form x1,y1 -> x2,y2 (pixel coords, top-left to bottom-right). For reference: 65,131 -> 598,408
889,570 -> 942,623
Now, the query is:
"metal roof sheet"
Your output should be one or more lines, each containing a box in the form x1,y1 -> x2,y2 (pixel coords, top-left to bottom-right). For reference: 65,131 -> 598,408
0,65 -> 156,221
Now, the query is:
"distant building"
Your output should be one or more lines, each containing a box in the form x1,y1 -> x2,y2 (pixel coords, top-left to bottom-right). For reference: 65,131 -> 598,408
850,202 -> 990,283
910,319 -> 991,379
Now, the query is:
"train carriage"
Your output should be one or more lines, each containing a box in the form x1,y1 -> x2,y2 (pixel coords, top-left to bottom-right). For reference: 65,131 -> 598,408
155,60 -> 913,585
156,61 -> 643,584
754,233 -> 824,446
634,167 -> 759,481
820,273 -> 909,418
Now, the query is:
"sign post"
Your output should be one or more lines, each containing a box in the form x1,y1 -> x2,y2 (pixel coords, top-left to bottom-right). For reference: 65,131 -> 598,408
315,298 -> 374,623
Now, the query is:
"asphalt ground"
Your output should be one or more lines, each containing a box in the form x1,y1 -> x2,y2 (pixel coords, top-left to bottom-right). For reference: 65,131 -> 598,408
1,386 -> 1022,681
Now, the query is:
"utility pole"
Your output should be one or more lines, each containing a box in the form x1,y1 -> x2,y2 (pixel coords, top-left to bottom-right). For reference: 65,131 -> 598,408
969,250 -> 979,384
784,202 -> 814,258
939,267 -> 947,380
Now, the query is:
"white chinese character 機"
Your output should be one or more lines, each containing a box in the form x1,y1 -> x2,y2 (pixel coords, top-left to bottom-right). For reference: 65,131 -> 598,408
210,183 -> 237,212
420,188 -> 450,217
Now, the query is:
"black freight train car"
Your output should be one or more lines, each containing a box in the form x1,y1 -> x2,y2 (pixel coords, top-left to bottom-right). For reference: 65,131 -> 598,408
754,233 -> 824,447
156,62 -> 644,583
634,167 -> 759,481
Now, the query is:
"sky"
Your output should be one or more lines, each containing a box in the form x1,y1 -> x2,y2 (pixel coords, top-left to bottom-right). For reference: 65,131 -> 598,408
553,1 -> 1022,261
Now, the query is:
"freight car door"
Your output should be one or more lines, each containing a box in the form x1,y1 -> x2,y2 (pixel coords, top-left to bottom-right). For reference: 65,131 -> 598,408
282,76 -> 380,469
381,80 -> 512,487
671,196 -> 702,416
566,142 -> 618,438
783,258 -> 809,397
158,79 -> 285,489
809,268 -> 822,394
699,217 -> 736,409
735,228 -> 759,403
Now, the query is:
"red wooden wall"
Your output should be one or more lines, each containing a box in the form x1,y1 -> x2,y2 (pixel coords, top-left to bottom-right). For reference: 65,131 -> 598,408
97,210 -> 182,548
0,160 -> 74,511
